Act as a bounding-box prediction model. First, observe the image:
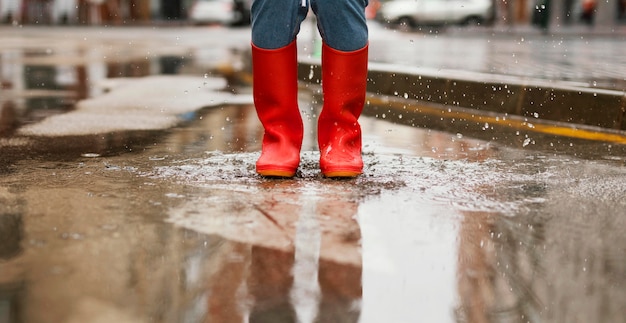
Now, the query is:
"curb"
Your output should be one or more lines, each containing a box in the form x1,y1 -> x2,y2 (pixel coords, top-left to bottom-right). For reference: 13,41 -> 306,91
298,59 -> 626,132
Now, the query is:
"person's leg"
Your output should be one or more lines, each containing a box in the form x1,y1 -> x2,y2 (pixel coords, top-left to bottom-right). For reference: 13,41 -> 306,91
311,0 -> 369,177
250,0 -> 309,177
310,0 -> 368,51
251,0 -> 309,49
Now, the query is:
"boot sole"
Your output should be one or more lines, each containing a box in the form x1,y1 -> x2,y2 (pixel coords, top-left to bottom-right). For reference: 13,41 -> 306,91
323,170 -> 361,178
257,169 -> 297,178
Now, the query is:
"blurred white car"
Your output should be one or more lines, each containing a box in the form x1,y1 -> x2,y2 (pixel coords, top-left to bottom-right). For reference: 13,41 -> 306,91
188,0 -> 251,26
378,0 -> 494,28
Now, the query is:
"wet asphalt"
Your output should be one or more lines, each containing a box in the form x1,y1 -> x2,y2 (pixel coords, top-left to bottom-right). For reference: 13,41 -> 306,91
1,22 -> 626,323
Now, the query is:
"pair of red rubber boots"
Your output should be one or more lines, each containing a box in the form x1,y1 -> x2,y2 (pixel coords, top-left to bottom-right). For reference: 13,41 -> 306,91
252,41 -> 368,178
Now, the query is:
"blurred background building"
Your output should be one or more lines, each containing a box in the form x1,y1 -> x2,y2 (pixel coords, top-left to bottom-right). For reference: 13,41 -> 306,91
0,0 -> 624,28
0,0 -> 192,25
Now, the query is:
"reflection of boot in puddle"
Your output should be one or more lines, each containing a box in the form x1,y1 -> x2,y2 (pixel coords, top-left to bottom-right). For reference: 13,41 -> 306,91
0,212 -> 24,323
456,211 -> 496,323
249,246 -> 297,323
315,196 -> 362,323
0,102 -> 19,137
0,213 -> 23,259
316,259 -> 362,323
206,242 -> 250,323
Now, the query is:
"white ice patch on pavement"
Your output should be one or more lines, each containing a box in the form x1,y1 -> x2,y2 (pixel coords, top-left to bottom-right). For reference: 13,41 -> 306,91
18,75 -> 253,137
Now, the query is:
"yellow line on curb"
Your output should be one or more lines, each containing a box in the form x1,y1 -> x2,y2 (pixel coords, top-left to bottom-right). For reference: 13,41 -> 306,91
367,96 -> 626,145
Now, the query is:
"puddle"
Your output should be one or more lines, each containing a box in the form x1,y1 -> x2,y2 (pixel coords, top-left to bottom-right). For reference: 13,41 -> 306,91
2,100 -> 626,322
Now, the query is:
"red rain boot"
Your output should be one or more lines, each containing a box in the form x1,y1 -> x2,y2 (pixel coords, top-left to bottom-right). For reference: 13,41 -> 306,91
318,43 -> 368,178
252,41 -> 304,177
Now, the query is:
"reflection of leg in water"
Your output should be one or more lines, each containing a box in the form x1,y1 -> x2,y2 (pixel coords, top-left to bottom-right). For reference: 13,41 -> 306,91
249,246 -> 297,323
314,195 -> 362,323
0,211 -> 24,323
206,242 -> 249,323
456,211 -> 496,323
316,259 -> 362,323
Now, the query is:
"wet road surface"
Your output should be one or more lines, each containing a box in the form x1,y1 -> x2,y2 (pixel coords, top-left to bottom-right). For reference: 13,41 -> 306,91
1,24 -> 626,323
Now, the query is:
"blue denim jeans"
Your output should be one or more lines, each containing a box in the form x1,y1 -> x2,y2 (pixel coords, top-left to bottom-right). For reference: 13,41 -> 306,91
251,0 -> 368,51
